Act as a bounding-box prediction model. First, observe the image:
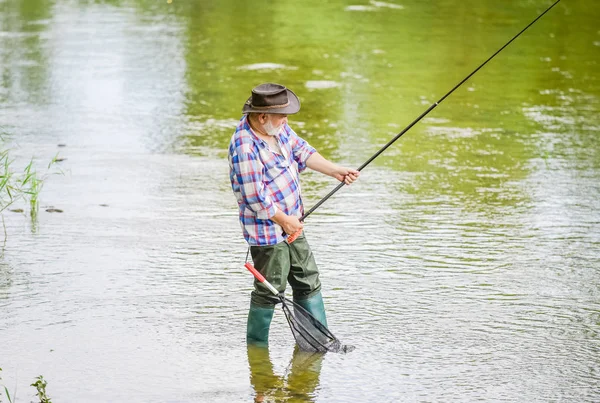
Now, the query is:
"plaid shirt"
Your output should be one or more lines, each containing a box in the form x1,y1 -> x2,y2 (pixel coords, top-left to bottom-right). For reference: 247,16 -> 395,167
229,115 -> 316,246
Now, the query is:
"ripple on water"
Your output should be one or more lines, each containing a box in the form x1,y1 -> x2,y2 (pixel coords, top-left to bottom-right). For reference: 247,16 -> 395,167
237,63 -> 297,71
0,1 -> 598,401
345,1 -> 404,11
305,80 -> 342,90
345,5 -> 377,12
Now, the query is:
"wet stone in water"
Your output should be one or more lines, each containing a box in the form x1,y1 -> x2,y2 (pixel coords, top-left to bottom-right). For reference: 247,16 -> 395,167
45,208 -> 63,213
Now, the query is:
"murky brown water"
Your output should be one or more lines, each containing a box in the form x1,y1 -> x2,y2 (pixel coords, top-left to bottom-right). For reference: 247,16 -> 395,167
1,0 -> 599,401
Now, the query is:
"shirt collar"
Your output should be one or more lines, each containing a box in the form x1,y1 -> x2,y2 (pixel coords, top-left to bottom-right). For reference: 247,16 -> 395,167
242,115 -> 287,153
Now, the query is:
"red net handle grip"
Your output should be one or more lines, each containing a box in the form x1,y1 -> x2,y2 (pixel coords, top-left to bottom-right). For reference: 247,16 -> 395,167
245,262 -> 266,282
245,262 -> 279,296
286,228 -> 302,244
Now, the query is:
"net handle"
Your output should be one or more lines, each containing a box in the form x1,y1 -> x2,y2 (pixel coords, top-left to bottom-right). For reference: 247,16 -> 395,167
286,228 -> 302,244
245,262 -> 279,296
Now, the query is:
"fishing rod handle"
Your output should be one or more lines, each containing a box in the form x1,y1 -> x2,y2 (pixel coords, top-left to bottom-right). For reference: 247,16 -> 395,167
245,262 -> 279,296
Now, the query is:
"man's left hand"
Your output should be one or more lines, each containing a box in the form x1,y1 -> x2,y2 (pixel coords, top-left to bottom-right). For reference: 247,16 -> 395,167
333,167 -> 360,185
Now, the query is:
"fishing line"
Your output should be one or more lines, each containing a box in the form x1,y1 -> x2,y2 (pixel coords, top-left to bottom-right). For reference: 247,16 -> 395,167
300,0 -> 562,221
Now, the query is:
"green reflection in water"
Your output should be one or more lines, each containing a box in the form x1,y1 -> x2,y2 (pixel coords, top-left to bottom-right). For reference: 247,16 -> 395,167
247,344 -> 323,403
0,0 -> 52,105
2,0 -> 598,211
0,1 -> 598,399
155,0 -> 598,211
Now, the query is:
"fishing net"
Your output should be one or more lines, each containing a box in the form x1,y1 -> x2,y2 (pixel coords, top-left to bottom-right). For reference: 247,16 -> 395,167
276,294 -> 354,354
245,262 -> 354,353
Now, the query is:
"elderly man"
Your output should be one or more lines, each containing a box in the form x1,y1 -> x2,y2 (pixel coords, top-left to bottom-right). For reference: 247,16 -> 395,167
229,83 -> 359,345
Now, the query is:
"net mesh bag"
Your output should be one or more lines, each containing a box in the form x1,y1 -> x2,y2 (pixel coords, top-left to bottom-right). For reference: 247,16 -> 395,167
244,261 -> 353,353
279,296 -> 354,354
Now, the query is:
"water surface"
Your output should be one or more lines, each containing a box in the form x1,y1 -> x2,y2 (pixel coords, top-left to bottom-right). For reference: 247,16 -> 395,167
0,0 -> 599,401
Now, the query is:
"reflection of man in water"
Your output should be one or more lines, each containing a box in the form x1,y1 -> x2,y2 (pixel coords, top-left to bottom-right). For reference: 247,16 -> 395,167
229,83 -> 359,345
247,344 -> 324,403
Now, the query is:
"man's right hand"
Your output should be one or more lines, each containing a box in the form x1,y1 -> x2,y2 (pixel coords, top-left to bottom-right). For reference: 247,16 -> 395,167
271,210 -> 303,235
281,215 -> 303,235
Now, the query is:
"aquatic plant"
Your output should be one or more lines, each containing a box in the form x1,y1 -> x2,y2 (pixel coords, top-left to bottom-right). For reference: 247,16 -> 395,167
30,376 -> 51,403
0,367 -> 15,403
0,147 -> 60,240
0,368 -> 53,403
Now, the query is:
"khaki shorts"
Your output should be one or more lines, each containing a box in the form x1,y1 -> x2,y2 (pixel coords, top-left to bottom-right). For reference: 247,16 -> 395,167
250,233 -> 322,307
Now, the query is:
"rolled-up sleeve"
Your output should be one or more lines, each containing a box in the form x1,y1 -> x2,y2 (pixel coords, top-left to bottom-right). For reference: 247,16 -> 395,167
288,127 -> 316,173
232,148 -> 277,220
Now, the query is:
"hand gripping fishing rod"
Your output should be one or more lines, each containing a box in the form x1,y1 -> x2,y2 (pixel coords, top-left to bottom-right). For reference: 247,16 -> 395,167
286,0 -> 561,244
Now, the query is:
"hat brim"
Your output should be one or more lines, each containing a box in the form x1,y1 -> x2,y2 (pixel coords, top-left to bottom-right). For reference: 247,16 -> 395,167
242,88 -> 301,115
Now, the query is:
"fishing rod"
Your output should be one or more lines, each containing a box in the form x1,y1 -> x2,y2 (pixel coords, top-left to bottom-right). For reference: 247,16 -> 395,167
300,0 -> 561,223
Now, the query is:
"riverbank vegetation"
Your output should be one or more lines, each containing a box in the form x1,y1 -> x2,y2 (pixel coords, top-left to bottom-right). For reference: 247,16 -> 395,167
1,368 -> 52,403
0,146 -> 60,243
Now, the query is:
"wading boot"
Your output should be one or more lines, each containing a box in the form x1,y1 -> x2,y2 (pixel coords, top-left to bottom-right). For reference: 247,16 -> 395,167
247,303 -> 275,346
294,292 -> 328,328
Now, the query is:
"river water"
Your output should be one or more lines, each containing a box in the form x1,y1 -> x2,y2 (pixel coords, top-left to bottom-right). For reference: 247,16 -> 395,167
1,0 -> 599,402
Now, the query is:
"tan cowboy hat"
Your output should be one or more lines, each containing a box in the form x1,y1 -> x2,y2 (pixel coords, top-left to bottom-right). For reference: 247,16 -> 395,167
242,83 -> 301,115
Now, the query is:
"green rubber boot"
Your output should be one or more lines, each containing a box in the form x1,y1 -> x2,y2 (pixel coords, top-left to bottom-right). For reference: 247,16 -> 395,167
247,303 -> 275,346
294,292 -> 328,328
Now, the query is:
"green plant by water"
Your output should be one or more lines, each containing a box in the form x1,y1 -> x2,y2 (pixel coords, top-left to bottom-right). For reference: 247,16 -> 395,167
1,368 -> 53,403
31,376 -> 52,403
0,147 -> 60,240
0,367 -> 13,403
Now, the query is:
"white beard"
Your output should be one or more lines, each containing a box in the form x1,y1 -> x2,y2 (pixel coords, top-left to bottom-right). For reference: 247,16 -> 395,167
263,120 -> 282,137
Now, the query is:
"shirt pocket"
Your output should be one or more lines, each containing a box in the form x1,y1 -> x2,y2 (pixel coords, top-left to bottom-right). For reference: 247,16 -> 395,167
263,153 -> 290,184
264,163 -> 286,186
